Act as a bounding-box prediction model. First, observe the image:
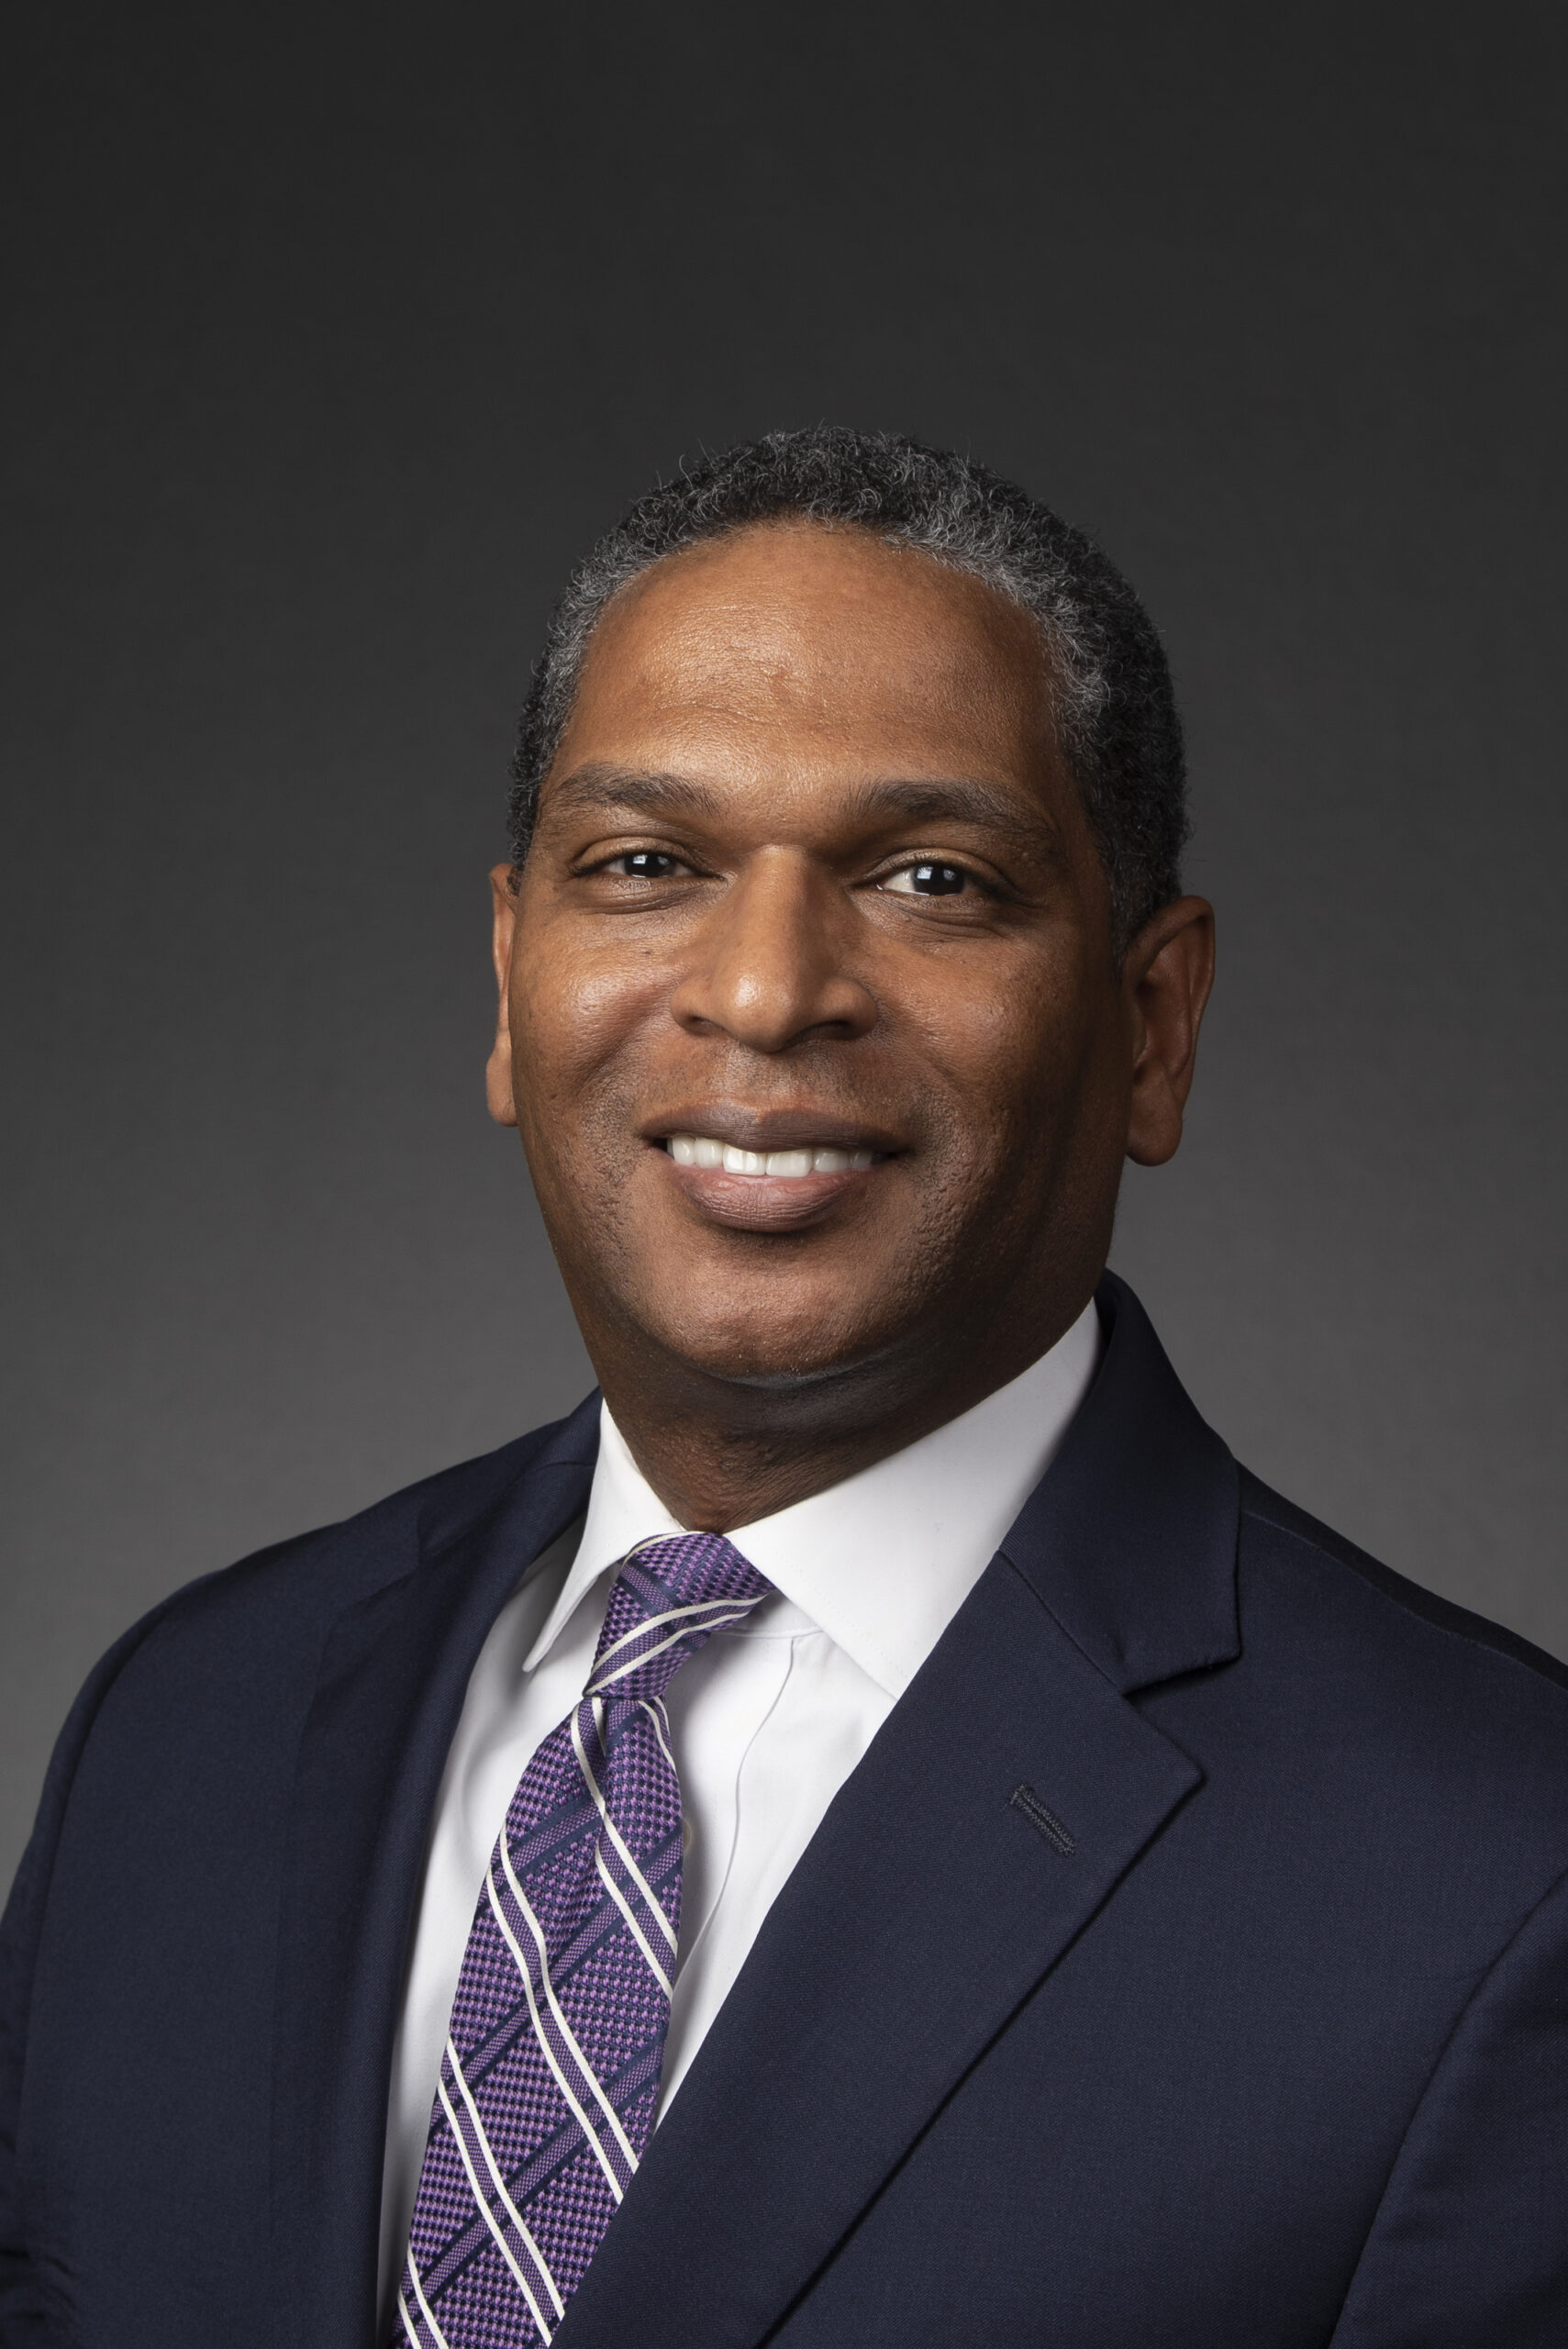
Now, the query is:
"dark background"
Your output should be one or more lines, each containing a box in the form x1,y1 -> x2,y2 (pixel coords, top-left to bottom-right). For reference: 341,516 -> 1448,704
4,1 -> 1564,1890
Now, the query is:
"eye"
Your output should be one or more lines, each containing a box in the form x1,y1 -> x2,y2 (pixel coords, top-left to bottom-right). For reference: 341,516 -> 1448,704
601,849 -> 695,881
879,861 -> 973,897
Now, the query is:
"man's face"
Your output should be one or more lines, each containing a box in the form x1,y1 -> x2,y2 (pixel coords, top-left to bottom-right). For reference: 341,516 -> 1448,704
491,523 -> 1155,1407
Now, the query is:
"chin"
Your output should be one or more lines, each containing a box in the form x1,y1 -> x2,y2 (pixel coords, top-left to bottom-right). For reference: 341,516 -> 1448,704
646,1293 -> 899,1394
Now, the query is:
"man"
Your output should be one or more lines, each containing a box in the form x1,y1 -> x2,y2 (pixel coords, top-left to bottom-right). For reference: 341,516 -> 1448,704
3,428 -> 1565,2348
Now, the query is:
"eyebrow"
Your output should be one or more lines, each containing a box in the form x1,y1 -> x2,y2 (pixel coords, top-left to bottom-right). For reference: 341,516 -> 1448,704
543,763 -> 726,825
542,761 -> 1061,847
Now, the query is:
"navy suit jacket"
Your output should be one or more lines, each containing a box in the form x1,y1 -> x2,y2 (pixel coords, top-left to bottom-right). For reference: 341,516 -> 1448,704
4,1275 -> 1568,2346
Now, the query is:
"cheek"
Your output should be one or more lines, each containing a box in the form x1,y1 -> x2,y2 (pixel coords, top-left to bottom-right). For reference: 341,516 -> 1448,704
903,959 -> 1094,1159
511,940 -> 667,1107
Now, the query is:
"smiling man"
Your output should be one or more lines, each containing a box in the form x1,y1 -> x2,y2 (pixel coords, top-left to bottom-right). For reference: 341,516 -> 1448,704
4,430 -> 1566,2349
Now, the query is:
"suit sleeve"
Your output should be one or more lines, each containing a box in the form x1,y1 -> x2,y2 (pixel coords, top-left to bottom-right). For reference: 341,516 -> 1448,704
1329,1862 -> 1568,2349
0,1612 -> 175,2343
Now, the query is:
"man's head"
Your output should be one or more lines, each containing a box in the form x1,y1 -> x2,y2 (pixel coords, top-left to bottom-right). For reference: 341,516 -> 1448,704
486,429 -> 1213,1519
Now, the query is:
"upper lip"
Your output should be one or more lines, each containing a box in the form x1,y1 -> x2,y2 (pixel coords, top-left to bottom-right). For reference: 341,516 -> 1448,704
640,1104 -> 906,1155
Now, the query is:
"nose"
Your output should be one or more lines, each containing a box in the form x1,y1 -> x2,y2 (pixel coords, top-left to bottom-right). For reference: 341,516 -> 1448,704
668,850 -> 879,1053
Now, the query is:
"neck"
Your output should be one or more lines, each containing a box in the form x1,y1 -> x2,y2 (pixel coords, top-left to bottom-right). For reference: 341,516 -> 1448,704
586,1300 -> 1094,1532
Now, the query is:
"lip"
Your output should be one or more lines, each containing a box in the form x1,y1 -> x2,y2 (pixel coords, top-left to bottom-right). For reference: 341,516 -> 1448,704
640,1104 -> 904,1233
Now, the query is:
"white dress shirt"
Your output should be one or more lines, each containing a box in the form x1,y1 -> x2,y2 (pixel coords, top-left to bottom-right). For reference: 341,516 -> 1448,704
377,1298 -> 1101,2317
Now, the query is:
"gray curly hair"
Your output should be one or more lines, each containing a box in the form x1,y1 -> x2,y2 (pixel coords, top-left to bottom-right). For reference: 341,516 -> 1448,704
508,427 -> 1188,952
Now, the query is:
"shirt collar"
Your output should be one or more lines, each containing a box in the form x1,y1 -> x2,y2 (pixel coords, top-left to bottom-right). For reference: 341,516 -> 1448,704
524,1298 -> 1102,1698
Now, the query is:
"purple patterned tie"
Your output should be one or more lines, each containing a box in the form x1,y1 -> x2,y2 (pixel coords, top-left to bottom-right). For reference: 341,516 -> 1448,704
393,1532 -> 772,2347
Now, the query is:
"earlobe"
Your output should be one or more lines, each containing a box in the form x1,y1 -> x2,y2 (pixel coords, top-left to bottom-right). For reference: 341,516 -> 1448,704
486,863 -> 520,1129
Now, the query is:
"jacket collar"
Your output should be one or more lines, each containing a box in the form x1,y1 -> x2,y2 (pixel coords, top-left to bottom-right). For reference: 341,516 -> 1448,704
1000,1271 -> 1240,1693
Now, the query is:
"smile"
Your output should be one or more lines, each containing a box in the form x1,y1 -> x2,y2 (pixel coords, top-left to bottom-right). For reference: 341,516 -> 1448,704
664,1135 -> 882,1178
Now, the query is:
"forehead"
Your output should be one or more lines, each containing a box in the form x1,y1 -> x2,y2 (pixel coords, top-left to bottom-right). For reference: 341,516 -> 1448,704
552,522 -> 1058,787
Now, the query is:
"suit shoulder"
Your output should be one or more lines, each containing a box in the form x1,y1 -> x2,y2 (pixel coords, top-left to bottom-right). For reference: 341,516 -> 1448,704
9,1403 -> 599,1937
1237,1466 -> 1568,1705
99,1402 -> 599,1671
1205,1471 -> 1568,1905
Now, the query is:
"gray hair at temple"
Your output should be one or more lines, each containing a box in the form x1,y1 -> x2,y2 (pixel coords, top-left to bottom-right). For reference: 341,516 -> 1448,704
507,426 -> 1189,953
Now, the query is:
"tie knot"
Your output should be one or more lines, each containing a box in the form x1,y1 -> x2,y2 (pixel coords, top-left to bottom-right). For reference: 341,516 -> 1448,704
586,1531 -> 772,1705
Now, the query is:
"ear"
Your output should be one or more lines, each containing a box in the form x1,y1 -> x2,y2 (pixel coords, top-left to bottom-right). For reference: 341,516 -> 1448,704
1122,896 -> 1216,1167
485,863 -> 522,1128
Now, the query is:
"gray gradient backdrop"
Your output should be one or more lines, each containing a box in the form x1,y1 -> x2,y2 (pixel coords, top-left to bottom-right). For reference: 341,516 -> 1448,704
4,2 -> 1565,1891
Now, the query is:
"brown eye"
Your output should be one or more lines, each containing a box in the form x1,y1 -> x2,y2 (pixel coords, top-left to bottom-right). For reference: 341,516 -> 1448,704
611,851 -> 689,880
882,861 -> 970,896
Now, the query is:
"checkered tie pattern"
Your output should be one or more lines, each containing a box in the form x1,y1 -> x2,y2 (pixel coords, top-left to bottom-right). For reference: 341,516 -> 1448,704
393,1532 -> 772,2347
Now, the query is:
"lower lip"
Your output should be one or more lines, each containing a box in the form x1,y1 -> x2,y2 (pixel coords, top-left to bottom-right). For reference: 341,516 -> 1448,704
654,1146 -> 883,1231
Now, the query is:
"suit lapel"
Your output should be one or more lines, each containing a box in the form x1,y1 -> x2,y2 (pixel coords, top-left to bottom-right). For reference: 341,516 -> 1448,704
556,1557 -> 1201,2348
270,1403 -> 599,2349
557,1276 -> 1240,2349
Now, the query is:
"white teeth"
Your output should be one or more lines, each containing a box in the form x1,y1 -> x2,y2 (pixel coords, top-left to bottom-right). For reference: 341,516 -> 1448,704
664,1135 -> 881,1178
